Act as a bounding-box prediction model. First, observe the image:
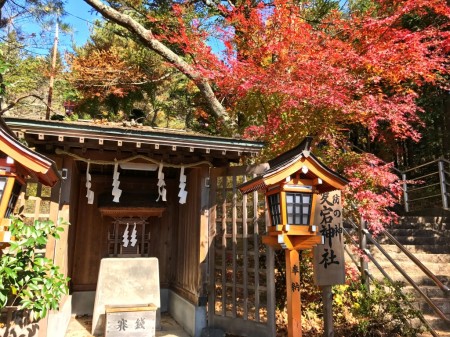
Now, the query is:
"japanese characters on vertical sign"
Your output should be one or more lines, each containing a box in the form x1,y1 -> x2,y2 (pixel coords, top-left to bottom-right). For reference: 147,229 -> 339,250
291,263 -> 300,293
313,190 -> 345,286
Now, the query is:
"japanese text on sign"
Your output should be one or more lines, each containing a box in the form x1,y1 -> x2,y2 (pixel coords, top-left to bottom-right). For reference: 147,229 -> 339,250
313,190 -> 345,286
105,307 -> 156,337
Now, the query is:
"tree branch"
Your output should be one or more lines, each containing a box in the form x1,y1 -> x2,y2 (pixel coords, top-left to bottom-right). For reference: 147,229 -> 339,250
0,94 -> 53,116
84,0 -> 229,123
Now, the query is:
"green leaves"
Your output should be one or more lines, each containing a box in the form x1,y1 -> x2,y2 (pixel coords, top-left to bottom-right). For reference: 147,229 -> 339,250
0,216 -> 70,320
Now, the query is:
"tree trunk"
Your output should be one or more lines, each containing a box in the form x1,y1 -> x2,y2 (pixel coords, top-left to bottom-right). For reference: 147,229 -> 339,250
0,0 -> 7,111
84,0 -> 229,125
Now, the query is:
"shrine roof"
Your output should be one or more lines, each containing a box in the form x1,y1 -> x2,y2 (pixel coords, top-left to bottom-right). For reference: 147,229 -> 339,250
0,118 -> 60,186
4,117 -> 264,161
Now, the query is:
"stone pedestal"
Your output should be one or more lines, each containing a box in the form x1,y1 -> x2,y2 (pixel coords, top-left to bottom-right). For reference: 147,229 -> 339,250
92,257 -> 160,336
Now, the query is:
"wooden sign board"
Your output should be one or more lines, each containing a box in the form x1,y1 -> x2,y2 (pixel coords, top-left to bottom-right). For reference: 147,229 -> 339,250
105,305 -> 156,337
312,190 -> 345,286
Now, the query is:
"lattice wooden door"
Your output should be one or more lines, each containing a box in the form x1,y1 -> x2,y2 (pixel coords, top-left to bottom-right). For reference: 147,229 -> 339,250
15,181 -> 60,225
208,166 -> 275,337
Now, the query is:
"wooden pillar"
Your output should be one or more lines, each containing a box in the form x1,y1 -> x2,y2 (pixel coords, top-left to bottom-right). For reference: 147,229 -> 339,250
321,285 -> 334,337
285,249 -> 302,337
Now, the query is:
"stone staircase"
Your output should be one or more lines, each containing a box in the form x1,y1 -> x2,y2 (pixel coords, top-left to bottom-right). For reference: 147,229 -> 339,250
368,216 -> 450,336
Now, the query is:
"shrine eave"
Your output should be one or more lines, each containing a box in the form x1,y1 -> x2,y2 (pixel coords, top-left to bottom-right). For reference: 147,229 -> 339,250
4,118 -> 265,158
0,118 -> 60,186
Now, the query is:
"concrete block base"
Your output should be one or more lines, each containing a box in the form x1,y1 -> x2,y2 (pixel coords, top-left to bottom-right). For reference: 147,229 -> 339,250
72,291 -> 95,315
169,291 -> 206,337
48,295 -> 72,337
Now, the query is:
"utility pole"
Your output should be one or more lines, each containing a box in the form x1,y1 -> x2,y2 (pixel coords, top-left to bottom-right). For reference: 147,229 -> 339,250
46,21 -> 59,120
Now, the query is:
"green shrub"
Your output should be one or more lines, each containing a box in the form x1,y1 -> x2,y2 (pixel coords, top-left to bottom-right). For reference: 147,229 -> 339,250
0,217 -> 70,321
333,279 -> 426,337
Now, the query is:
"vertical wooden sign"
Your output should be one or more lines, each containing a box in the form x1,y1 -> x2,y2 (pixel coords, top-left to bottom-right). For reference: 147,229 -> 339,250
312,190 -> 345,337
312,190 -> 345,286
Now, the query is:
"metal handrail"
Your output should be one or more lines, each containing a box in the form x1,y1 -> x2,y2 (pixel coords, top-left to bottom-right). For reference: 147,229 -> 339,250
400,157 -> 449,212
344,218 -> 450,333
401,158 -> 450,174
343,228 -> 440,337
350,142 -> 449,212
408,193 -> 443,202
382,230 -> 450,295
411,172 -> 439,181
407,183 -> 440,193
363,229 -> 450,324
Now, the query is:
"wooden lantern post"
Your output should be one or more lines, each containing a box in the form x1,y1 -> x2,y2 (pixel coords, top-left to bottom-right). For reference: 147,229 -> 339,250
286,249 -> 302,336
239,137 -> 348,337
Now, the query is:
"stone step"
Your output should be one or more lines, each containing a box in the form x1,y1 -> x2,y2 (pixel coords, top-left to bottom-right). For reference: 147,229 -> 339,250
367,217 -> 450,336
389,223 -> 449,234
368,261 -> 450,276
379,235 -> 449,246
386,228 -> 450,238
370,266 -> 450,283
370,250 -> 450,264
419,298 -> 450,316
419,315 -> 450,336
404,285 -> 450,299
368,243 -> 450,254
394,221 -> 450,230
399,216 -> 450,225
368,264 -> 450,285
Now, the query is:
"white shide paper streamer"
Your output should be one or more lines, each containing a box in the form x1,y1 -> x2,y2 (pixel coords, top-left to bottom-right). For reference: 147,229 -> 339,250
112,162 -> 122,203
178,166 -> 188,204
156,163 -> 167,202
86,162 -> 94,204
122,223 -> 130,247
130,223 -> 137,247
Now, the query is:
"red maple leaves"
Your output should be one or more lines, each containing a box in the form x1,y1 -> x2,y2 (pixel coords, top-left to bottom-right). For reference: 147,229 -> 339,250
164,0 -> 449,227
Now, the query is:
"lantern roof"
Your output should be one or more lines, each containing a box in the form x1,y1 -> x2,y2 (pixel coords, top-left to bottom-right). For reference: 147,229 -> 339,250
0,118 -> 60,186
239,137 -> 349,194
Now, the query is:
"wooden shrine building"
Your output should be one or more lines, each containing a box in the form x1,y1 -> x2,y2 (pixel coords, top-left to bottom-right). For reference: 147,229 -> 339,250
4,117 -> 275,337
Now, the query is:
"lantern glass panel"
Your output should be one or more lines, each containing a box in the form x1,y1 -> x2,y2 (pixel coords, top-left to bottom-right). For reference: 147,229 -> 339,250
267,193 -> 281,226
285,192 -> 311,225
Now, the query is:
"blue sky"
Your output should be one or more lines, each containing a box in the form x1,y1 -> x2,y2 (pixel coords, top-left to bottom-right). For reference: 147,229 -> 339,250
19,0 -> 223,57
61,1 -> 100,51
8,1 -> 100,56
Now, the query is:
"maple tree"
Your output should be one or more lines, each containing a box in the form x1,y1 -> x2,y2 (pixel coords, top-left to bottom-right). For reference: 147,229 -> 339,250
68,47 -> 154,99
84,0 -> 230,124
66,22 -> 207,128
84,0 -> 449,228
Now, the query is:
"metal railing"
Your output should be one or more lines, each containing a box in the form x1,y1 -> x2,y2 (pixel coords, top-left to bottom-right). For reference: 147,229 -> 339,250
399,158 -> 450,213
350,143 -> 449,213
344,217 -> 450,337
